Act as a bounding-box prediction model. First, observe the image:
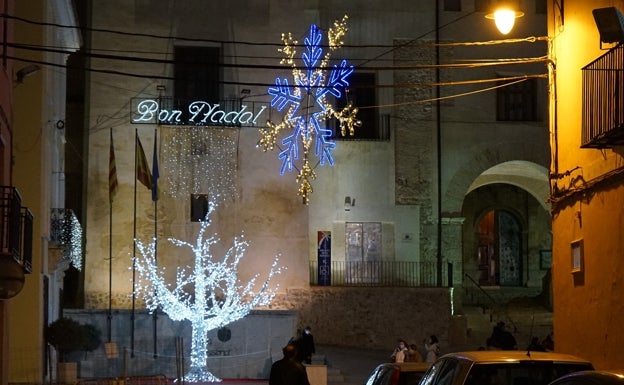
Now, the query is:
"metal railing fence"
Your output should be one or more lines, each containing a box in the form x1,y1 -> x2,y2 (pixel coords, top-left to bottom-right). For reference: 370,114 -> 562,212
309,260 -> 445,287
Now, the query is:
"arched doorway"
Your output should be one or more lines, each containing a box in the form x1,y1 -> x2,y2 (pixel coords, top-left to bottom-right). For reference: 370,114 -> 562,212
476,209 -> 522,286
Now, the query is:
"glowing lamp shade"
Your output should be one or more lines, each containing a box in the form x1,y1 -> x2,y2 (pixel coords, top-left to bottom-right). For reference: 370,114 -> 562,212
486,7 -> 524,35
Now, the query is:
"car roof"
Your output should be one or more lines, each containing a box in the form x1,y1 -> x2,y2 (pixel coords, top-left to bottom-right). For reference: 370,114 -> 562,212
439,351 -> 592,364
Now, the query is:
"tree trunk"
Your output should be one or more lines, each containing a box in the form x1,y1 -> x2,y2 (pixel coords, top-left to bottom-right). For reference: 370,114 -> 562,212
186,320 -> 220,382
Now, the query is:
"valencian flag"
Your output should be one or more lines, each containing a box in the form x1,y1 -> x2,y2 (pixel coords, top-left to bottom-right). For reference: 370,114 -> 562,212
152,130 -> 159,201
136,135 -> 152,190
109,130 -> 119,202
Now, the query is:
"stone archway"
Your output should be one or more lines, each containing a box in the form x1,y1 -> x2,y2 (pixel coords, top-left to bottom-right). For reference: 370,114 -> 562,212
466,161 -> 550,211
442,152 -> 551,293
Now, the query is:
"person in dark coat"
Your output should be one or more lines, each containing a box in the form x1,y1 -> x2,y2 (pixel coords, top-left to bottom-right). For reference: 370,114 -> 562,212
527,336 -> 546,352
269,344 -> 311,385
299,326 -> 316,364
487,321 -> 517,350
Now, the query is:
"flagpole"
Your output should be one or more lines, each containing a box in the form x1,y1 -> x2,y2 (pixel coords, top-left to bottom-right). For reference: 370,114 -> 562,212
133,132 -> 154,359
108,127 -> 114,342
152,127 -> 159,359
131,129 -> 138,358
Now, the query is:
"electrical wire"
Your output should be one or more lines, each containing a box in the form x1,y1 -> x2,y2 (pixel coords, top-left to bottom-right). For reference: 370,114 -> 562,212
2,12 -> 548,50
5,11 -> 551,126
8,42 -> 550,72
8,52 -> 547,93
360,77 -> 538,109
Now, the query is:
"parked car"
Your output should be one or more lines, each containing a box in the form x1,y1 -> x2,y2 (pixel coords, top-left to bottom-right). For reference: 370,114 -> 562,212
548,370 -> 624,385
419,351 -> 594,385
365,362 -> 432,385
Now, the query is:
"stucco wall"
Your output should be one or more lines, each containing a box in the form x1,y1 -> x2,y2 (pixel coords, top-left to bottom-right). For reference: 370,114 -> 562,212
552,182 -> 624,368
549,0 -> 624,369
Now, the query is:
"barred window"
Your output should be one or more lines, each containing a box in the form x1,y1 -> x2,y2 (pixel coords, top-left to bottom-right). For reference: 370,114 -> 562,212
496,78 -> 538,121
174,46 -> 220,103
332,72 -> 389,140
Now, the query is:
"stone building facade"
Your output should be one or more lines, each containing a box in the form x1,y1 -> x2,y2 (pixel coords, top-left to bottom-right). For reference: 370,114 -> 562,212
78,0 -> 550,369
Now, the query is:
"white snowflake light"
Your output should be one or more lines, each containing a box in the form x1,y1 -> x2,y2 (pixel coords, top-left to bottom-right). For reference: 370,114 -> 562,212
133,202 -> 283,382
259,15 -> 361,204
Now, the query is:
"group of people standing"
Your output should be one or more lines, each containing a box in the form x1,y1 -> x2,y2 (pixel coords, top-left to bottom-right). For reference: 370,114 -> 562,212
486,321 -> 518,350
390,335 -> 440,364
485,321 -> 554,352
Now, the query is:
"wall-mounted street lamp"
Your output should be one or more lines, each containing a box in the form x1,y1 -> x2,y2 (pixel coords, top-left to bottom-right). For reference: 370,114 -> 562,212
486,0 -> 524,35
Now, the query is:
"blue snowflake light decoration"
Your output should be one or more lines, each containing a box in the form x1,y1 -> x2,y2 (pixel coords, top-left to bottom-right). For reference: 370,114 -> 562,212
259,15 -> 360,204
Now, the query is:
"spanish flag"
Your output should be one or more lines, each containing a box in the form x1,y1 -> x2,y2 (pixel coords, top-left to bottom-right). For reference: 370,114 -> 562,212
136,135 -> 152,190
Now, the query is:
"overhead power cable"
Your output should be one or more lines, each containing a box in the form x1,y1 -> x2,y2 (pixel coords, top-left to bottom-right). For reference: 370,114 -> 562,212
9,42 -> 550,72
8,54 -> 547,90
2,13 -> 547,50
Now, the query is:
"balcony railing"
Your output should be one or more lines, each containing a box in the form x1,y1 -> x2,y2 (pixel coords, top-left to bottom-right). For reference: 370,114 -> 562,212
309,260 -> 445,287
50,208 -> 83,270
21,208 -> 33,273
582,43 -> 624,148
331,113 -> 391,141
0,186 -> 33,273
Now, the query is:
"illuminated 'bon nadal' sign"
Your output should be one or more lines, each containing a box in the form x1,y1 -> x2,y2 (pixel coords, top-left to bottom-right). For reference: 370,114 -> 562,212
131,98 -> 268,127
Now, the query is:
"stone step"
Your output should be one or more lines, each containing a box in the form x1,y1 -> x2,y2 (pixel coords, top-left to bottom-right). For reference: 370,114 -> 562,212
462,304 -> 553,351
311,353 -> 327,365
327,367 -> 345,382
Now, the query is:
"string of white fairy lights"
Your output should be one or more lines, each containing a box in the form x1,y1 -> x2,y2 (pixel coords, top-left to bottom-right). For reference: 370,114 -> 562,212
160,126 -> 238,205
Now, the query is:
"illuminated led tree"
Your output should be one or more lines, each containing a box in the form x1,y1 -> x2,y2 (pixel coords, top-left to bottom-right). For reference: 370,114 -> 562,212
258,15 -> 360,204
134,202 -> 282,382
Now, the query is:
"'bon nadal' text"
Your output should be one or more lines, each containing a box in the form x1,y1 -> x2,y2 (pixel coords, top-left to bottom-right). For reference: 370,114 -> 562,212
132,99 -> 268,127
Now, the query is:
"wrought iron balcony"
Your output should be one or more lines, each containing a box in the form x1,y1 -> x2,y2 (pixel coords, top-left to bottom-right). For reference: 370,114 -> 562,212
331,113 -> 391,141
0,186 -> 33,299
582,43 -> 624,148
50,208 -> 83,270
21,207 -> 33,273
0,186 -> 32,271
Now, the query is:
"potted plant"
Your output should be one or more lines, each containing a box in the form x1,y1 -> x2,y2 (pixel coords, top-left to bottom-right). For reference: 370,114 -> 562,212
46,317 -> 102,383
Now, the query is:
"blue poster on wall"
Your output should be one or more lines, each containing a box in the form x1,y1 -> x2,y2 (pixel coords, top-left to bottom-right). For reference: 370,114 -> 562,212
318,231 -> 331,286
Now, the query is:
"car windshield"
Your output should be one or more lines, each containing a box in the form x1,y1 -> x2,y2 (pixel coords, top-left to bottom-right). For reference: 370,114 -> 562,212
464,362 -> 594,385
